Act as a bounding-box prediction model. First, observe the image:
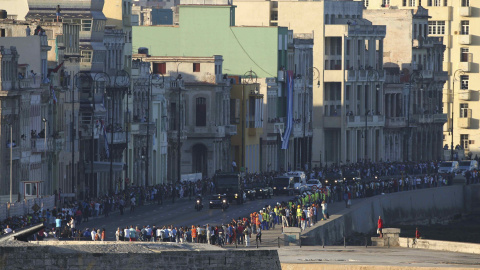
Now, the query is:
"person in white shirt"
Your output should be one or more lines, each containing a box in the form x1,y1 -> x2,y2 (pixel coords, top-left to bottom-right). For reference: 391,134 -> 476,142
91,228 -> 96,241
124,227 -> 130,242
321,201 -> 328,220
4,225 -> 12,234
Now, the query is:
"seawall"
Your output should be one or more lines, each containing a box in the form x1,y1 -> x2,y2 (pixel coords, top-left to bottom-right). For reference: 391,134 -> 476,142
0,243 -> 281,270
303,185 -> 467,245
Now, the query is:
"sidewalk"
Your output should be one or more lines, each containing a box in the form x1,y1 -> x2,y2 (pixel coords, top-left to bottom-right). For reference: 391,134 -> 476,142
225,199 -> 354,249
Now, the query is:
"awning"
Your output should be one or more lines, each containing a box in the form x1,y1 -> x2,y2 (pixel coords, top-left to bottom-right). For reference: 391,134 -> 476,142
84,161 -> 124,173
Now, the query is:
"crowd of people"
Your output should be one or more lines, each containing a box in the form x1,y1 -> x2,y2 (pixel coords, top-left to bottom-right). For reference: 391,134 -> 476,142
3,160 -> 480,241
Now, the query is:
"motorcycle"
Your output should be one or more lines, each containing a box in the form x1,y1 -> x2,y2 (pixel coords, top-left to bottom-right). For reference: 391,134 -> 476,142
221,198 -> 228,212
195,197 -> 203,211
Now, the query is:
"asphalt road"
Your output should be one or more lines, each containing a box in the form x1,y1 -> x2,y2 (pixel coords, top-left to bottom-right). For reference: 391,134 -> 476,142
77,195 -> 292,240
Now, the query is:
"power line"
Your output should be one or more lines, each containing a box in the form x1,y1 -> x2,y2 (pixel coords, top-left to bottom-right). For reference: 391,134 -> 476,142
229,27 -> 276,77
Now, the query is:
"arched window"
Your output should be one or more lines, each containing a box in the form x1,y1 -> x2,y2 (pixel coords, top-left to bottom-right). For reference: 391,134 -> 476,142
196,97 -> 206,126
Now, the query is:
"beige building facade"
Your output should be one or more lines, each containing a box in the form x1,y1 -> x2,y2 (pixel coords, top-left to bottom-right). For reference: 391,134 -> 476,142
363,7 -> 448,162
358,0 -> 480,159
234,0 -> 386,165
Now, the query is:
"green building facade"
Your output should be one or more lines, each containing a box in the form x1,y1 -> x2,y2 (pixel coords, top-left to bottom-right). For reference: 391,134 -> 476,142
132,4 -> 288,78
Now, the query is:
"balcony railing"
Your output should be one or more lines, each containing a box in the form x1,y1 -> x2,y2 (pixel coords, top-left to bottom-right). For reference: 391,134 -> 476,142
385,117 -> 406,128
346,115 -> 385,128
105,132 -> 127,144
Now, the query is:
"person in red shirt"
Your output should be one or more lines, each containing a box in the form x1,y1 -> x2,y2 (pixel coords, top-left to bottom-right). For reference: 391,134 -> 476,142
378,216 -> 383,238
415,227 -> 420,239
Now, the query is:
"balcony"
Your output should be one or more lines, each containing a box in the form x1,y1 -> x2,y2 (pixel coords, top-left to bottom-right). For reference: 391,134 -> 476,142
458,62 -> 471,72
324,116 -> 341,128
385,117 -> 407,128
458,117 -> 471,129
434,71 -> 449,82
345,69 -> 385,82
433,114 -> 448,124
31,138 -> 49,153
105,132 -> 127,144
459,6 -> 471,17
421,70 -> 433,79
225,125 -> 237,135
417,115 -> 434,124
130,122 -> 156,136
346,115 -> 385,128
458,35 -> 471,45
459,90 -> 472,101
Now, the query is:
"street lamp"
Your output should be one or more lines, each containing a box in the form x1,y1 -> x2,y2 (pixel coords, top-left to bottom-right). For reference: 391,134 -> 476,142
303,67 -> 319,170
365,69 -> 380,163
4,116 -> 14,204
108,70 -> 130,194
405,70 -> 423,162
451,69 -> 465,160
145,71 -> 164,187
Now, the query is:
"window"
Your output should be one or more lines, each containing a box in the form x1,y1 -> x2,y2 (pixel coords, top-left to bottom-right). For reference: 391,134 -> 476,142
153,63 -> 166,74
196,97 -> 206,126
193,63 -> 200,72
460,104 -> 468,118
81,51 -> 92,63
363,0 -> 369,7
460,75 -> 469,90
428,21 -> 445,35
433,0 -> 441,6
462,0 -> 469,7
403,0 -> 407,6
460,48 -> 469,62
461,21 -> 469,35
461,134 -> 469,149
81,19 -> 92,31
382,0 -> 390,6
409,0 -> 416,6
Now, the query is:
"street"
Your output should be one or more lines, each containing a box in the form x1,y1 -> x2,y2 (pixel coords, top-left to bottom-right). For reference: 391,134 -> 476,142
77,195 -> 292,240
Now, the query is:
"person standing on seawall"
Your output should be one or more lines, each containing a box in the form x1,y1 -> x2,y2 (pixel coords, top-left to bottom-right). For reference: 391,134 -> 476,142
377,216 -> 383,238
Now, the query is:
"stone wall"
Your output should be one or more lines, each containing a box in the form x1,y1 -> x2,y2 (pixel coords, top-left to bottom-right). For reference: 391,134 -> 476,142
302,185 -> 466,245
0,245 -> 281,270
399,237 -> 480,255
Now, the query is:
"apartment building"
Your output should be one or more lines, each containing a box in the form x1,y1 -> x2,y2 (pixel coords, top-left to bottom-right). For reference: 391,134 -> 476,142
363,7 -> 448,162
358,0 -> 479,159
234,0 -> 386,165
132,54 -> 232,180
0,37 -> 51,203
133,1 -> 289,172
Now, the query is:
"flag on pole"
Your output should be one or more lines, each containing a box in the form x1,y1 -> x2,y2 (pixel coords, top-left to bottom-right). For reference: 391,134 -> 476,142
51,85 -> 57,105
103,125 -> 109,158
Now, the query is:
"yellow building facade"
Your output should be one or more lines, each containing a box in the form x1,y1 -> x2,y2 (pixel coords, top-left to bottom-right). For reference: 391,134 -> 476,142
230,83 -> 264,173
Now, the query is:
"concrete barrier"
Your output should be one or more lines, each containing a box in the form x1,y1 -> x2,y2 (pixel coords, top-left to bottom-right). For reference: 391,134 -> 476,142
0,245 -> 281,270
302,186 -> 465,245
399,237 -> 480,254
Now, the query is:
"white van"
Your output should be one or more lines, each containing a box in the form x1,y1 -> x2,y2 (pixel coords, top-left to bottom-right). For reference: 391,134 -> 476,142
438,161 -> 459,174
285,171 -> 307,194
458,160 -> 478,174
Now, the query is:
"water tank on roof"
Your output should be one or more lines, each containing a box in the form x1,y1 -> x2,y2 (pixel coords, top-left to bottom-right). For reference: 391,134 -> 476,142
0,10 -> 7,19
138,47 -> 148,55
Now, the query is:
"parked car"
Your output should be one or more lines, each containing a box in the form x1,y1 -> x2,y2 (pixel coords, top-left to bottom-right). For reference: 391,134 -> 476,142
438,161 -> 459,174
458,160 -> 478,174
306,179 -> 322,190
